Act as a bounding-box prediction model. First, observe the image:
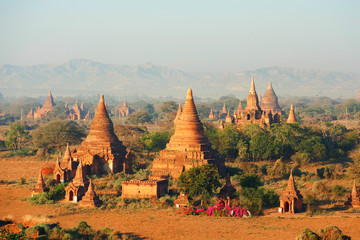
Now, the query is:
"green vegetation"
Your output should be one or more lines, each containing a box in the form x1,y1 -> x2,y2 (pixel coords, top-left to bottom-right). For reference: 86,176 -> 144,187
5,123 -> 30,150
0,221 -> 141,240
178,165 -> 221,203
296,225 -> 350,240
32,120 -> 86,153
140,131 -> 171,156
29,184 -> 66,205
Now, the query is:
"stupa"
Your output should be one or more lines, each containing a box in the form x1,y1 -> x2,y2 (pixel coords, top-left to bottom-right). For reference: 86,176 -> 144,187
174,192 -> 190,208
216,174 -> 237,207
287,105 -> 297,123
219,103 -> 227,119
208,109 -> 216,120
78,180 -> 101,208
261,81 -> 282,123
151,88 -> 224,179
345,180 -> 360,208
72,94 -> 133,174
174,104 -> 182,126
33,169 -> 47,194
225,111 -> 233,124
279,171 -> 303,213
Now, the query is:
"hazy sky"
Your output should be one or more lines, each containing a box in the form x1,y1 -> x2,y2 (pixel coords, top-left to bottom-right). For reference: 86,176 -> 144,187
0,0 -> 359,73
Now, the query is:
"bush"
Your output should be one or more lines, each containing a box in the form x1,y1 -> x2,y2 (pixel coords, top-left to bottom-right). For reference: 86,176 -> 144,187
28,183 -> 66,205
267,159 -> 289,179
239,174 -> 263,189
296,225 -> 350,240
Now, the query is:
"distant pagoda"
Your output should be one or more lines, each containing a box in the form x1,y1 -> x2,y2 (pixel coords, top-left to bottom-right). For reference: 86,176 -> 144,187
261,81 -> 282,116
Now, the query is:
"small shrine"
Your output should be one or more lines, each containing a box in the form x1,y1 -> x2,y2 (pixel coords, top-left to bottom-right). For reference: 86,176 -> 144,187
345,180 -> 360,208
32,170 -> 48,196
78,180 -> 101,208
174,192 -> 190,208
279,171 -> 303,213
216,174 -> 237,207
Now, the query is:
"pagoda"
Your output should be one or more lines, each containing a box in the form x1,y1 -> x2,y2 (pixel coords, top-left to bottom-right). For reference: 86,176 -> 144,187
233,77 -> 274,128
72,94 -> 133,174
174,104 -> 182,126
287,105 -> 297,123
78,180 -> 101,208
216,174 -> 237,207
118,100 -> 135,117
279,171 -> 303,213
33,169 -> 47,194
345,180 -> 360,208
219,103 -> 227,119
208,109 -> 216,120
151,88 -> 224,179
261,81 -> 282,123
27,90 -> 56,119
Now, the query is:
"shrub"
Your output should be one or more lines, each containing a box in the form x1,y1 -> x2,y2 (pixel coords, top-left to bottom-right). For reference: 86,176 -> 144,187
296,225 -> 350,240
239,174 -> 263,189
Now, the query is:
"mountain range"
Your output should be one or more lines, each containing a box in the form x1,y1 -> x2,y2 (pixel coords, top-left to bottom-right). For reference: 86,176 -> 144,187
0,59 -> 359,99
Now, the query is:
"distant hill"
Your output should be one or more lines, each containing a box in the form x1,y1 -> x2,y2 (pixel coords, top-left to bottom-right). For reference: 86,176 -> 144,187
0,59 -> 359,99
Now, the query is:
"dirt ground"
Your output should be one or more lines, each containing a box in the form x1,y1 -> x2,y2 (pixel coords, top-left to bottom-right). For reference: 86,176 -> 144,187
1,157 -> 360,239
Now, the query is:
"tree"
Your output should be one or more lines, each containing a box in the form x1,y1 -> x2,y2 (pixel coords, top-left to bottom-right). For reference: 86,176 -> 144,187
32,120 -> 86,153
178,164 -> 221,203
127,111 -> 152,124
140,131 -> 171,156
5,123 -> 30,150
143,103 -> 155,114
217,124 -> 241,159
239,174 -> 263,189
160,101 -> 177,113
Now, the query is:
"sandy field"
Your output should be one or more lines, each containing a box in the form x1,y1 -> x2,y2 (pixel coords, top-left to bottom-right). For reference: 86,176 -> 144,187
1,157 -> 360,239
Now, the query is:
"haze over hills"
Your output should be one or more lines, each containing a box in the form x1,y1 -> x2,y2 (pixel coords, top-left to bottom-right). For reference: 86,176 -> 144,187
0,59 -> 358,99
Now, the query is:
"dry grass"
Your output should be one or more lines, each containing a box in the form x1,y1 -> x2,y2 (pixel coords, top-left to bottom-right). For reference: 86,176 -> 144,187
22,214 -> 50,224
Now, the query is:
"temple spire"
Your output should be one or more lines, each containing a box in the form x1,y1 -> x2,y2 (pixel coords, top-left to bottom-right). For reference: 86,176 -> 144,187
250,76 -> 256,94
245,77 -> 260,111
174,104 -> 182,126
63,143 -> 72,161
168,88 -> 209,145
285,169 -> 296,192
287,105 -> 297,123
352,180 -> 359,198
